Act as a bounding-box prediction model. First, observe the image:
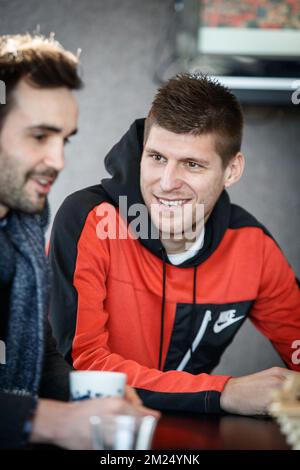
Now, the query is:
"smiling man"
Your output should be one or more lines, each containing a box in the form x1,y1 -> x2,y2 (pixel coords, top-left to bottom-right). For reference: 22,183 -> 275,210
0,80 -> 78,216
0,34 -> 156,450
140,128 -> 243,255
49,74 -> 300,416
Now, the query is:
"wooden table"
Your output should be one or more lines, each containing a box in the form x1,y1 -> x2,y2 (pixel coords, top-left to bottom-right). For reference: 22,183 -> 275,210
152,412 -> 290,450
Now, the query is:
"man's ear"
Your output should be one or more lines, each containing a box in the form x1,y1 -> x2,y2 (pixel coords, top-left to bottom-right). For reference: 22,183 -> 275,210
224,152 -> 245,188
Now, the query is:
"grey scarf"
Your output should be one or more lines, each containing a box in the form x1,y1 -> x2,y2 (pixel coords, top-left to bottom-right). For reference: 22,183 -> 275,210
0,206 -> 49,397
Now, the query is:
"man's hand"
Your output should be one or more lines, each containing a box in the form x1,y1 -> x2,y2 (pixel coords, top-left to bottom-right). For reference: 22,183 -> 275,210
220,367 -> 298,416
30,396 -> 160,450
124,385 -> 143,406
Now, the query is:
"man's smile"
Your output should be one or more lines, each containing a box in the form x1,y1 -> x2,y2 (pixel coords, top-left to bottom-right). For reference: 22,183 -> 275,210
153,194 -> 193,210
27,173 -> 57,196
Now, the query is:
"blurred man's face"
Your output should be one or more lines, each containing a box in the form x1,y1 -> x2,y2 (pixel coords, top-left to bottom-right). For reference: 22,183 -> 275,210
0,79 -> 78,217
140,125 -> 238,251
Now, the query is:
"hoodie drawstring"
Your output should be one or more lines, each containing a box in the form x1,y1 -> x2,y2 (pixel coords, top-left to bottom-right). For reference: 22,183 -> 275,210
158,248 -> 198,373
158,248 -> 167,371
189,266 -> 198,373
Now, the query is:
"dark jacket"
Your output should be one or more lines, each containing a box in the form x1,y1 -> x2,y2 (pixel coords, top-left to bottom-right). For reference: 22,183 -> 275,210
0,318 -> 70,449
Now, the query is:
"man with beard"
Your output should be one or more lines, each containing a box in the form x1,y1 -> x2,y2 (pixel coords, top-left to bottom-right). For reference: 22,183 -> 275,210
0,34 -> 157,450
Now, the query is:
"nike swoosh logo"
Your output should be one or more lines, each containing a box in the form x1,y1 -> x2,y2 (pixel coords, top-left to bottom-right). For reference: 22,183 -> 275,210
213,315 -> 245,333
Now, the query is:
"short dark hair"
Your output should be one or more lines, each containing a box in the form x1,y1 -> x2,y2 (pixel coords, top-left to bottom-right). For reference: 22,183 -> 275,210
144,73 -> 244,167
0,34 -> 83,130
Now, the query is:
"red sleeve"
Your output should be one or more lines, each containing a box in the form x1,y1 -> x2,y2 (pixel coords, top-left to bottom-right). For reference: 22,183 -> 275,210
250,235 -> 300,371
71,207 -> 230,413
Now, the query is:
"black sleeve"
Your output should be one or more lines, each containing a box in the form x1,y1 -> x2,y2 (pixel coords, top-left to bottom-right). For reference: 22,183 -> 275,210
0,393 -> 37,449
38,319 -> 71,402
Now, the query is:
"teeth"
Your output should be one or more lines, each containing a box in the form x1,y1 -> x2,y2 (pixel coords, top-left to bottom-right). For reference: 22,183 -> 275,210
38,179 -> 48,185
158,198 -> 186,207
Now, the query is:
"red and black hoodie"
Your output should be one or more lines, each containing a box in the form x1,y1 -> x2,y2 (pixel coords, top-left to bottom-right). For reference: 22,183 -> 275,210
49,119 -> 300,413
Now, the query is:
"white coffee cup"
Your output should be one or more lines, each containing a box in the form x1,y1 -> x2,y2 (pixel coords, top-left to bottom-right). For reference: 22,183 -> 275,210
70,371 -> 127,401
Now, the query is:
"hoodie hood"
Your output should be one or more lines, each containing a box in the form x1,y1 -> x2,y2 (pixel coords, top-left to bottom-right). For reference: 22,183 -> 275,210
101,118 -> 231,268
